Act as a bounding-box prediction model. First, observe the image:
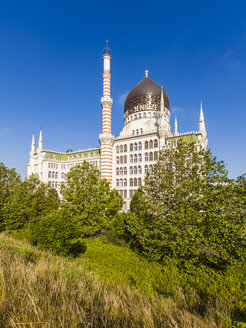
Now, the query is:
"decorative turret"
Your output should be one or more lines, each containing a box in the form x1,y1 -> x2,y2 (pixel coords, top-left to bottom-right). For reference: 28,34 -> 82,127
158,87 -> 171,144
30,132 -> 35,154
99,41 -> 114,186
174,115 -> 179,136
37,128 -> 43,152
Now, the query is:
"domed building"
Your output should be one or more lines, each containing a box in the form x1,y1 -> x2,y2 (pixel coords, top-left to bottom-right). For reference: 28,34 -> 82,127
27,42 -> 208,210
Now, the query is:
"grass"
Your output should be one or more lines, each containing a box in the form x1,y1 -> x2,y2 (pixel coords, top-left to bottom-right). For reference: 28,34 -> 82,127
0,233 -> 245,327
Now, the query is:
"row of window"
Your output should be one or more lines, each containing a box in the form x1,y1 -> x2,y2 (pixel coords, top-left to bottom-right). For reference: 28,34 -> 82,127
125,111 -> 158,124
129,152 -> 158,163
48,161 -> 98,172
116,178 -> 142,187
115,140 -> 158,153
116,189 -> 136,199
48,181 -> 59,188
116,164 -> 155,176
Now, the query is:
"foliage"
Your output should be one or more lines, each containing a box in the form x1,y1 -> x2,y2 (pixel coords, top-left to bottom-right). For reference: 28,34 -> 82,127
60,161 -> 123,236
130,141 -> 246,268
29,209 -> 87,257
237,173 -> 246,188
2,174 -> 60,230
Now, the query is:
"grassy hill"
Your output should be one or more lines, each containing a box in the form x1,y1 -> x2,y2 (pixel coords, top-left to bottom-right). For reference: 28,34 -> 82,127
0,233 -> 245,327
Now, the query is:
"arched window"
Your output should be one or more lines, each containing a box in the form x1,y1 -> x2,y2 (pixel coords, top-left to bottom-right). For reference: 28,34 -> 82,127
48,171 -> 51,178
130,166 -> 133,174
145,141 -> 148,149
136,129 -> 139,135
132,130 -> 135,135
149,152 -> 153,161
143,112 -> 146,118
120,179 -> 123,187
134,143 -> 138,151
154,139 -> 158,148
130,155 -> 133,163
116,146 -> 119,153
138,166 -> 142,174
149,140 -> 153,149
145,153 -> 149,161
134,166 -> 137,174
51,163 -> 53,169
124,167 -> 127,175
52,171 -> 54,178
116,168 -> 119,175
154,152 -> 158,160
134,178 -> 138,186
130,143 -> 133,151
134,114 -> 137,119
120,167 -> 123,175
55,172 -> 58,179
120,156 -> 123,164
61,172 -> 65,179
138,154 -> 142,162
116,156 -> 119,164
124,155 -> 127,163
149,164 -> 153,172
124,144 -> 127,152
120,145 -> 123,153
139,113 -> 141,118
138,142 -> 142,150
124,179 -> 127,186
48,163 -> 51,169
130,178 -> 133,186
138,178 -> 142,186
134,154 -> 138,162
116,179 -> 119,187
145,165 -> 148,173
140,128 -> 143,134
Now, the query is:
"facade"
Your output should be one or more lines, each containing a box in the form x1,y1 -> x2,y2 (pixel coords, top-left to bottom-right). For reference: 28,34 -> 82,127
27,42 -> 208,210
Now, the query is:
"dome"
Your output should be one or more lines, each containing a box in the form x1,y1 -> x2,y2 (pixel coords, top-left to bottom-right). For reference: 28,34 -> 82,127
124,71 -> 169,117
103,40 -> 111,56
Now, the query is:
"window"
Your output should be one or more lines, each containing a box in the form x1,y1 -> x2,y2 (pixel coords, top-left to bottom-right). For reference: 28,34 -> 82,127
124,144 -> 127,152
120,156 -> 123,164
124,167 -> 127,175
140,128 -> 143,134
145,165 -> 148,173
51,163 -> 53,169
48,171 -> 51,178
52,171 -> 54,178
134,166 -> 137,174
116,168 -> 119,175
55,172 -> 58,179
120,145 -> 123,153
139,113 -> 141,118
134,114 -> 137,119
124,179 -> 127,187
61,172 -> 65,179
143,112 -> 146,118
120,179 -> 123,187
149,140 -> 153,149
134,154 -> 138,163
130,178 -> 133,186
138,154 -> 142,162
145,153 -> 149,161
136,129 -> 139,135
138,142 -> 142,150
130,155 -> 133,163
149,164 -> 153,172
138,166 -> 142,174
124,190 -> 127,198
48,163 -> 51,168
130,166 -> 133,174
149,152 -> 153,161
134,143 -> 138,151
132,130 -> 135,135
120,167 -> 123,175
124,155 -> 127,164
130,143 -> 133,151
116,146 -> 119,153
138,178 -> 142,186
167,140 -> 171,147
116,179 -> 119,187
154,139 -> 158,148
145,141 -> 148,149
154,152 -> 158,160
134,178 -> 138,186
116,156 -> 119,164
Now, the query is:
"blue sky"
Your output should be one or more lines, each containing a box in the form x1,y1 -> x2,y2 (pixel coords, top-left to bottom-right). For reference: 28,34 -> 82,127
0,0 -> 245,179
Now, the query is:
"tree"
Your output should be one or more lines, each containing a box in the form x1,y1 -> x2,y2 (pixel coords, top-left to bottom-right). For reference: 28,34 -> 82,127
60,162 -> 123,237
2,174 -> 60,230
130,141 -> 246,268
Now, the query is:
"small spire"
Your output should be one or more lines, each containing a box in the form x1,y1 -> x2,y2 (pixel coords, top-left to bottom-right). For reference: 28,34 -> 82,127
199,101 -> 206,134
38,127 -> 43,151
145,69 -> 149,77
174,114 -> 178,136
160,87 -> 164,112
199,100 -> 204,121
30,132 -> 35,153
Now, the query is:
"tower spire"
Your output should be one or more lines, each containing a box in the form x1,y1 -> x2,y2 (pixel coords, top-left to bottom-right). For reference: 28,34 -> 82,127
38,127 -> 43,151
199,100 -> 206,133
30,132 -> 35,154
99,41 -> 114,187
174,114 -> 179,136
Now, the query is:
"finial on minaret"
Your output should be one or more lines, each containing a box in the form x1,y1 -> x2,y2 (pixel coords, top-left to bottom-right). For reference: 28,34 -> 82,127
174,114 -> 179,136
145,69 -> 149,77
38,127 -> 43,151
30,132 -> 35,154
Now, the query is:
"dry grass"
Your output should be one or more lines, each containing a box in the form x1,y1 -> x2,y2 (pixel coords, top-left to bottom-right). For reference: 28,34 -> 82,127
0,234 -> 226,327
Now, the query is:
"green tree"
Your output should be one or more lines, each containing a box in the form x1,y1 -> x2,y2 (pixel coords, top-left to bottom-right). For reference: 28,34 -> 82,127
60,162 -> 123,237
2,174 -> 60,230
130,141 -> 246,268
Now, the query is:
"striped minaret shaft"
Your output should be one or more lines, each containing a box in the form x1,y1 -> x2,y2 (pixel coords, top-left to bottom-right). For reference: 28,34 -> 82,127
99,41 -> 114,186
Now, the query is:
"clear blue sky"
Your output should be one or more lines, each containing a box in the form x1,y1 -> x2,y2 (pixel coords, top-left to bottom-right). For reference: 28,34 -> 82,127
0,0 -> 245,179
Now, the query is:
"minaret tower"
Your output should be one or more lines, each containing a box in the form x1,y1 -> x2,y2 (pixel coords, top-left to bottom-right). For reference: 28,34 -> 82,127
174,115 -> 179,136
198,101 -> 208,148
158,87 -> 171,148
99,41 -> 114,186
30,132 -> 35,155
37,128 -> 43,152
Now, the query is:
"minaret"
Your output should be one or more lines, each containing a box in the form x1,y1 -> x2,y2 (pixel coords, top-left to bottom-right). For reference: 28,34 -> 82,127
37,128 -> 43,152
199,101 -> 206,134
99,41 -> 114,186
174,115 -> 179,136
30,132 -> 35,154
158,87 -> 171,148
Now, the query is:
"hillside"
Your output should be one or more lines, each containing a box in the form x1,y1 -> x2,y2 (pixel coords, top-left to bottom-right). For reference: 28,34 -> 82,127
0,233 -> 245,327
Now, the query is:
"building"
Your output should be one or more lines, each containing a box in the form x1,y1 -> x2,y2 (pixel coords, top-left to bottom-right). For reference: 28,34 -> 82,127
27,42 -> 208,210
